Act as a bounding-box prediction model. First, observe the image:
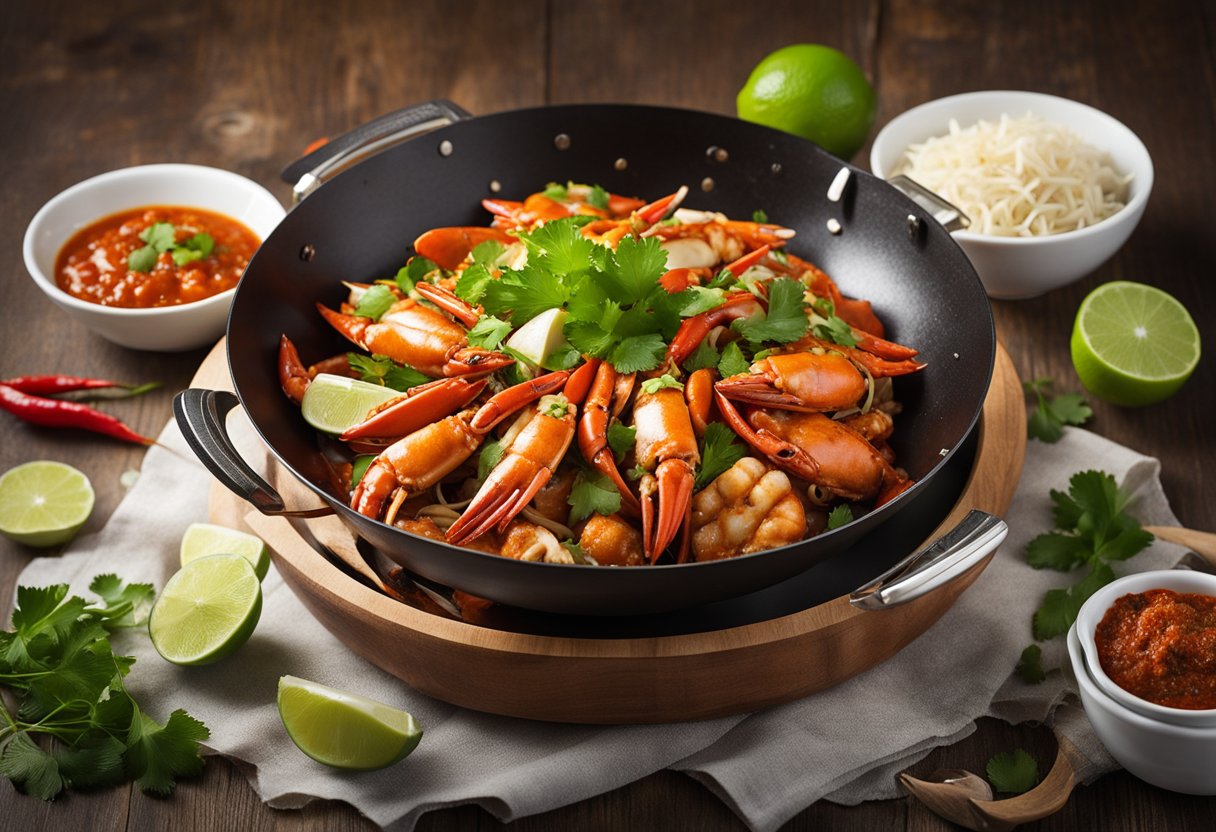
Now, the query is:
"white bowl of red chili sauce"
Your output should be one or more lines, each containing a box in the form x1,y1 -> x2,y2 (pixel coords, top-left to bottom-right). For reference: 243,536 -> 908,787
1073,569 -> 1216,730
1068,617 -> 1216,796
23,164 -> 285,351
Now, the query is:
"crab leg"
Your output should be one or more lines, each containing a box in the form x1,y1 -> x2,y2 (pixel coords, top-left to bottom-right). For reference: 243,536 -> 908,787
715,352 -> 866,412
340,377 -> 487,441
278,335 -> 312,405
413,226 -> 515,271
470,370 -> 572,432
793,335 -> 926,378
577,362 -> 641,515
414,281 -> 482,328
664,292 -> 763,368
633,385 -> 700,562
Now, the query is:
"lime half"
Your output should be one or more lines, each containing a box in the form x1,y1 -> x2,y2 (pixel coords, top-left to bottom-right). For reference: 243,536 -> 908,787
0,461 -> 95,547
181,522 -> 270,580
149,554 -> 262,665
1071,281 -> 1201,406
277,675 -> 423,770
300,373 -> 402,435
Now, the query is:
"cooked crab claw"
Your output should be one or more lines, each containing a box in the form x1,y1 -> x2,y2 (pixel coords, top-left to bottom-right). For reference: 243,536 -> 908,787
632,384 -> 701,563
278,335 -> 312,404
577,362 -> 642,516
413,226 -> 515,271
641,458 -> 697,563
340,377 -> 487,441
715,352 -> 866,412
470,370 -> 572,433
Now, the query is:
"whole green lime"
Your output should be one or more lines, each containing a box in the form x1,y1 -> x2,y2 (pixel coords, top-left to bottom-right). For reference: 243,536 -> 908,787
737,44 -> 877,159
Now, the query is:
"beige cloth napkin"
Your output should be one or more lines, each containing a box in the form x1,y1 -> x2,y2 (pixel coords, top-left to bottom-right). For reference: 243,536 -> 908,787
15,415 -> 1188,831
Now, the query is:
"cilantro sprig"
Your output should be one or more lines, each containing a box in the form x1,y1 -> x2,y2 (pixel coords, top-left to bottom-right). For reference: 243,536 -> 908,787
986,749 -> 1039,795
0,578 -> 209,800
1024,379 -> 1092,443
347,353 -> 430,391
568,469 -> 622,523
1014,644 -> 1048,684
694,423 -> 746,490
1026,470 -> 1154,639
732,277 -> 809,347
127,223 -> 215,273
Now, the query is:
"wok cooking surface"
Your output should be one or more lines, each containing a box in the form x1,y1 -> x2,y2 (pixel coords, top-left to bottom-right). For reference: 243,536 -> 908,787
226,104 -> 994,615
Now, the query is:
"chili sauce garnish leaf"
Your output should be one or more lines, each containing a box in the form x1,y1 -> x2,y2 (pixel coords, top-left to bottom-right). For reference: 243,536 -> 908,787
717,341 -> 751,378
466,315 -> 513,350
695,422 -> 746,491
352,284 -> 396,321
986,749 -> 1039,795
683,340 -> 721,373
346,353 -> 430,391
140,222 -> 177,252
608,334 -> 666,374
606,421 -> 636,461
127,245 -> 159,273
732,277 -> 809,346
640,374 -> 683,395
1024,379 -> 1092,443
1015,644 -> 1048,684
568,469 -> 622,523
826,504 -> 854,531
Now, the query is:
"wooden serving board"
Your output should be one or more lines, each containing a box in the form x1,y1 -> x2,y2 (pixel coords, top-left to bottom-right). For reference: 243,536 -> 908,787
199,341 -> 1025,723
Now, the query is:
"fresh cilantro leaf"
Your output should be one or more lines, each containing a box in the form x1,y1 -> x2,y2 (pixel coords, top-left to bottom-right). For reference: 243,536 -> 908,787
706,268 -> 740,290
127,246 -> 158,273
695,423 -> 746,490
466,315 -> 513,350
676,286 -> 728,318
718,341 -> 751,378
770,248 -> 789,265
627,463 -> 647,481
602,236 -> 668,304
640,374 -> 683,395
752,209 -> 769,223
568,469 -> 622,523
522,218 -> 593,276
562,540 -> 590,564
1025,532 -> 1091,571
350,455 -> 375,487
346,353 -> 429,391
1024,379 -> 1092,443
811,313 -> 860,347
1033,587 -> 1081,640
826,504 -> 854,530
352,284 -> 396,321
1015,644 -> 1047,684
0,733 -> 64,800
564,321 -> 615,358
483,263 -> 571,324
140,223 -> 177,252
171,247 -> 205,267
986,749 -> 1039,795
89,574 -> 155,628
608,334 -> 666,373
454,263 -> 493,304
405,255 -> 440,288
733,277 -> 809,346
541,181 -> 568,201
54,736 -> 128,791
683,340 -> 721,373
541,343 -> 582,371
1096,523 -> 1155,562
470,239 -> 505,266
185,232 -> 215,258
564,278 -> 612,323
606,422 -> 636,461
124,707 -> 209,795
586,184 -> 610,210
477,440 -> 504,484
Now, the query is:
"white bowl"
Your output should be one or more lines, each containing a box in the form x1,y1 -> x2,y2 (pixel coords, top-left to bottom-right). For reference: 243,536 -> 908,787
1073,568 -> 1216,728
23,164 -> 285,351
870,91 -> 1153,299
1067,623 -> 1216,795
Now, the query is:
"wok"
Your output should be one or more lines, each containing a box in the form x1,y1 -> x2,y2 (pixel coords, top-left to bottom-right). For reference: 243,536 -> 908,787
176,101 -> 995,616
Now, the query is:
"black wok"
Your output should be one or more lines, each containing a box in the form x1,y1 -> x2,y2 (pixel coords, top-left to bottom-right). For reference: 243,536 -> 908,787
177,101 -> 994,616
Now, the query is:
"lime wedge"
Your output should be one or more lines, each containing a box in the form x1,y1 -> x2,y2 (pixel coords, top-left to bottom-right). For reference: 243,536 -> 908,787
0,461 -> 95,547
180,522 -> 270,580
300,373 -> 403,435
1071,281 -> 1201,406
277,675 -> 423,770
149,554 -> 262,665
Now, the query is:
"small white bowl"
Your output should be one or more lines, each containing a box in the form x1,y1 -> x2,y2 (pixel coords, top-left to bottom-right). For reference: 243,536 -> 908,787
870,91 -> 1153,299
1067,623 -> 1216,795
23,164 -> 285,351
1074,569 -> 1216,728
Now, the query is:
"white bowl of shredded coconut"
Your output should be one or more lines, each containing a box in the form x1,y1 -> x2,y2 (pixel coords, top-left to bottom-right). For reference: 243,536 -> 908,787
870,91 -> 1152,298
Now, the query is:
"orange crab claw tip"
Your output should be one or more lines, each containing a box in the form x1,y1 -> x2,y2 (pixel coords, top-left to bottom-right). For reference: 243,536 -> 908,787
650,460 -> 695,560
726,244 -> 771,277
638,185 -> 689,224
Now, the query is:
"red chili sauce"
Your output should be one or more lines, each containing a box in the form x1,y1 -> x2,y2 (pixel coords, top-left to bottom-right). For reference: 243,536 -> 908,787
55,206 -> 260,308
1094,588 -> 1216,710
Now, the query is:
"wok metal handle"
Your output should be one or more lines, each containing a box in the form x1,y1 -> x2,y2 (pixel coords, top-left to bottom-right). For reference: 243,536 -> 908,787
281,99 -> 472,203
173,389 -> 334,518
849,510 -> 1007,610
885,174 -> 971,233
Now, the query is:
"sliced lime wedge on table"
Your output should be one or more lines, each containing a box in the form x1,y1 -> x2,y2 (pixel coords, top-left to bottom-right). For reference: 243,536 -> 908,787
1071,281 -> 1201,407
300,373 -> 402,435
277,675 -> 423,770
180,522 -> 270,580
0,460 -> 95,547
149,554 -> 262,666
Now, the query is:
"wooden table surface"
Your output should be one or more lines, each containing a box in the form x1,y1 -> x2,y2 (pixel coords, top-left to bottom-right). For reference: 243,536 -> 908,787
2,1 -> 1213,829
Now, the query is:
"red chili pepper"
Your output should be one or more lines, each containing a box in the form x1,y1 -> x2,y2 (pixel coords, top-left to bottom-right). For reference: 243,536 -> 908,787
0,383 -> 153,445
0,375 -> 162,398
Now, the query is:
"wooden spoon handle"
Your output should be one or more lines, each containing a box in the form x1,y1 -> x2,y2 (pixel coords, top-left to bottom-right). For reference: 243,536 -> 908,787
1144,525 -> 1216,567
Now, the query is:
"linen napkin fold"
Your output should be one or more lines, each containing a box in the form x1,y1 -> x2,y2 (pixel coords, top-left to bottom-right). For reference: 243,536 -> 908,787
15,416 -> 1188,831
